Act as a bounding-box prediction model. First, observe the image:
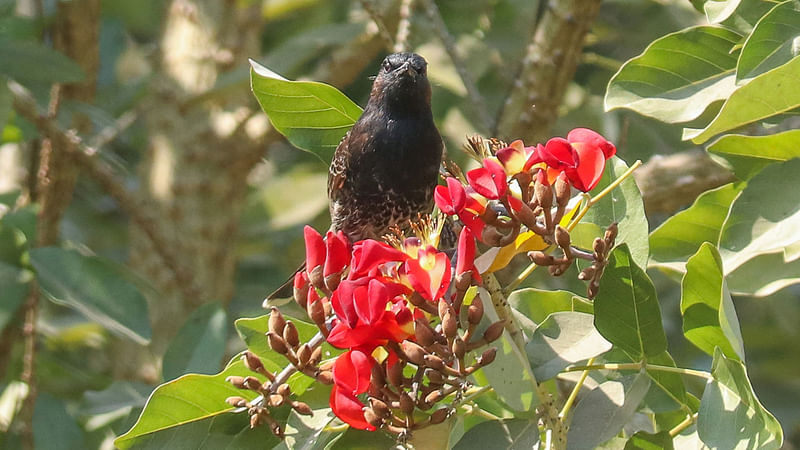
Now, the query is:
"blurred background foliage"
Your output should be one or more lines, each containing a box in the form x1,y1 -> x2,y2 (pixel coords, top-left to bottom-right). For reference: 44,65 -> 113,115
0,0 -> 798,448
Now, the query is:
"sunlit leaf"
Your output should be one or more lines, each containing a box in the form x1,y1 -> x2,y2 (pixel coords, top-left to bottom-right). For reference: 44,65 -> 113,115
605,26 -> 741,123
163,302 -> 228,380
681,243 -> 745,361
453,418 -> 539,450
624,430 -> 674,450
30,247 -> 151,344
697,348 -> 783,450
684,56 -> 800,143
507,288 -> 593,325
526,312 -> 611,381
594,245 -> 667,360
567,372 -> 651,449
250,59 -> 362,163
273,409 -> 339,450
704,0 -> 742,23
707,130 -> 800,180
737,1 -> 800,81
726,250 -> 800,296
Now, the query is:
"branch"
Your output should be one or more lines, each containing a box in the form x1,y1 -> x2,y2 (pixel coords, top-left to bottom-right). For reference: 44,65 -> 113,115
495,0 -> 603,143
8,80 -> 203,301
420,0 -> 492,132
393,0 -> 414,53
359,0 -> 396,52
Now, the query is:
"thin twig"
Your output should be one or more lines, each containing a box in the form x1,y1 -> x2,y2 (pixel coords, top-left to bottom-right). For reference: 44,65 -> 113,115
8,80 -> 203,301
419,0 -> 492,132
88,110 -> 138,149
359,0 -> 395,52
394,0 -> 415,53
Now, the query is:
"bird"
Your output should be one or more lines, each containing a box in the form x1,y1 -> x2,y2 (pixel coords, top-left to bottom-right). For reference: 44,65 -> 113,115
268,52 -> 443,299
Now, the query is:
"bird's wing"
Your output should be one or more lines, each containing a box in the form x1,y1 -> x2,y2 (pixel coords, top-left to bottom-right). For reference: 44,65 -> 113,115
328,135 -> 348,201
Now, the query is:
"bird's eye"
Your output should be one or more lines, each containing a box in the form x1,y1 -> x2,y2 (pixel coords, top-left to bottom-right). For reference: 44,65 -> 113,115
382,60 -> 393,72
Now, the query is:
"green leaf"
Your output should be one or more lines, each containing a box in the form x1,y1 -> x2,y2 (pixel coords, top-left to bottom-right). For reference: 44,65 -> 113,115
726,250 -> 800,296
681,243 -> 745,361
718,158 -> 800,272
649,182 -> 744,271
624,430 -> 674,450
594,245 -> 667,360
579,156 -> 649,269
507,288 -> 593,325
453,419 -> 539,450
605,26 -> 741,123
250,59 -> 362,163
685,55 -> 800,143
526,312 -> 611,381
707,130 -> 800,180
0,39 -> 85,85
0,261 -> 30,330
475,293 -> 539,412
114,359 -> 261,449
704,0 -> 742,23
567,372 -> 651,449
0,80 -> 11,131
737,1 -> 800,81
643,352 -> 689,413
325,427 -> 397,450
274,409 -> 340,450
163,302 -> 228,380
30,247 -> 151,344
33,393 -> 85,450
697,348 -> 783,450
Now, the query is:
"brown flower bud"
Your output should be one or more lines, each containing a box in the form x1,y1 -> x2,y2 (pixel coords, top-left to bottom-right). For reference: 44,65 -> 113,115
467,296 -> 484,325
292,401 -> 313,416
283,321 -> 299,349
324,271 -> 342,292
269,307 -> 286,335
268,394 -> 285,407
388,361 -> 404,387
549,263 -> 568,277
454,272 -> 472,292
225,396 -> 249,407
578,265 -> 596,281
528,250 -> 555,266
442,311 -> 457,340
226,376 -> 246,389
370,398 -> 391,418
555,225 -> 571,251
364,407 -> 384,428
309,346 -> 322,367
296,343 -> 311,366
535,179 -> 553,210
399,392 -> 415,415
316,370 -> 333,384
593,237 -> 606,257
276,383 -> 291,397
293,284 -> 309,310
250,413 -> 262,429
481,226 -> 506,247
437,299 -> 449,320
604,222 -> 618,247
371,361 -> 386,387
516,202 -> 538,228
429,408 -> 450,425
483,321 -> 506,343
308,265 -> 324,290
242,351 -> 265,373
401,340 -> 427,366
307,297 -> 325,328
415,318 -> 436,347
555,175 -> 571,207
452,336 -> 466,360
479,347 -> 497,366
243,376 -> 262,391
266,332 -> 288,354
426,369 -> 444,385
425,390 -> 443,404
588,281 -> 600,299
423,354 -> 446,371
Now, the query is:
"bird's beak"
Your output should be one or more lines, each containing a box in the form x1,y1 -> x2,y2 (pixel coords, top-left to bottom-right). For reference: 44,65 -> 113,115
401,62 -> 418,78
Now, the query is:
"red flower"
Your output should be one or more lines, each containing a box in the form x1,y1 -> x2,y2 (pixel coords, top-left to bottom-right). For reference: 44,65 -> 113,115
564,142 -> 605,192
348,240 -> 407,280
539,138 -> 578,170
466,158 -> 507,200
434,177 -> 466,215
303,226 -> 326,273
330,385 -> 374,431
333,348 -> 374,396
324,230 -> 350,278
404,246 -> 451,301
497,140 -> 538,175
456,227 -> 481,283
568,128 -> 616,159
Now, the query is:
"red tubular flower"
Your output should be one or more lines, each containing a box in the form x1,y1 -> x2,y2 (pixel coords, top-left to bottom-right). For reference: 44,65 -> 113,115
434,177 -> 466,215
466,158 -> 508,200
496,140 -> 533,175
330,385 -> 374,431
324,230 -> 350,278
333,349 -> 374,396
539,137 -> 578,170
564,143 -> 605,192
349,240 -> 407,280
404,246 -> 451,301
567,128 -> 616,159
456,227 -> 481,283
303,226 -> 326,272
352,279 -> 390,325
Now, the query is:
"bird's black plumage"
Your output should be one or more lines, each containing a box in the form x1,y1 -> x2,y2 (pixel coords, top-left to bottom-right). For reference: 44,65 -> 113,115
328,52 -> 443,241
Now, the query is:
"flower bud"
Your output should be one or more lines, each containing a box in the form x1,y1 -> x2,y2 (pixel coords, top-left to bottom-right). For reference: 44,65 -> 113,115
555,174 -> 571,207
399,392 -> 415,415
308,264 -> 324,290
425,390 -> 443,404
269,394 -> 285,407
424,354 -> 446,371
316,370 -> 333,384
242,351 -> 264,374
309,346 -> 322,366
283,321 -> 299,349
293,272 -> 310,309
268,307 -> 286,335
266,332 -> 288,355
401,340 -> 427,366
528,250 -> 554,266
535,179 -> 553,210
296,344 -> 311,366
292,401 -> 313,416
593,237 -> 606,257
555,225 -> 571,251
388,361 -> 404,387
483,321 -> 506,343
467,296 -> 484,325
578,266 -> 596,281
429,408 -> 450,425
225,396 -> 248,407
415,319 -> 436,347
371,361 -> 386,387
479,347 -> 497,365
604,222 -> 618,247
437,299 -> 449,320
452,336 -> 466,360
243,376 -> 262,391
364,408 -> 384,428
226,376 -> 246,389
307,294 -> 325,328
426,368 -> 444,385
442,311 -> 458,340
370,398 -> 391,417
277,383 -> 291,397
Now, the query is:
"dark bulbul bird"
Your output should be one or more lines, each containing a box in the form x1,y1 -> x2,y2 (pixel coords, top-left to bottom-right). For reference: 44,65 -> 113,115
268,52 -> 443,299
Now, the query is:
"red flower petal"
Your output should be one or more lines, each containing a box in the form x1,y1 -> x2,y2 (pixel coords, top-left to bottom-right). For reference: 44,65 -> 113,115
349,240 -> 406,280
496,140 -> 527,175
567,128 -> 616,159
303,226 -> 326,271
293,270 -> 308,289
466,159 -> 508,200
540,137 -> 578,170
458,210 -> 485,241
324,231 -> 350,277
331,280 -> 359,328
405,246 -> 452,301
434,178 -> 466,215
565,143 -> 606,192
456,227 -> 481,283
330,385 -> 375,431
333,349 -> 374,395
524,144 -> 545,171
353,279 -> 389,325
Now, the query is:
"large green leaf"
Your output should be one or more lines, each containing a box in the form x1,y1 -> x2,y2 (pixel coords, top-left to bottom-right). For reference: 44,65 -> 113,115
453,418 -> 539,450
681,243 -> 745,361
649,182 -> 744,272
594,245 -> 667,360
526,312 -> 611,381
605,26 -> 741,123
718,158 -> 800,273
707,130 -> 800,180
507,288 -> 593,325
162,302 -> 228,381
0,39 -> 85,85
33,393 -> 85,450
704,0 -> 742,23
643,352 -> 689,413
685,55 -> 800,143
697,348 -> 783,450
737,1 -> 800,81
624,431 -> 674,450
114,359 -> 260,449
726,250 -> 800,296
30,247 -> 151,344
578,156 -> 649,269
250,59 -> 362,163
567,372 -> 651,450
274,409 -> 340,450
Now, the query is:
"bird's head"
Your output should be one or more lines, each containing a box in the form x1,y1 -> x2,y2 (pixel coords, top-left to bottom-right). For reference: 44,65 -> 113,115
369,53 -> 432,113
